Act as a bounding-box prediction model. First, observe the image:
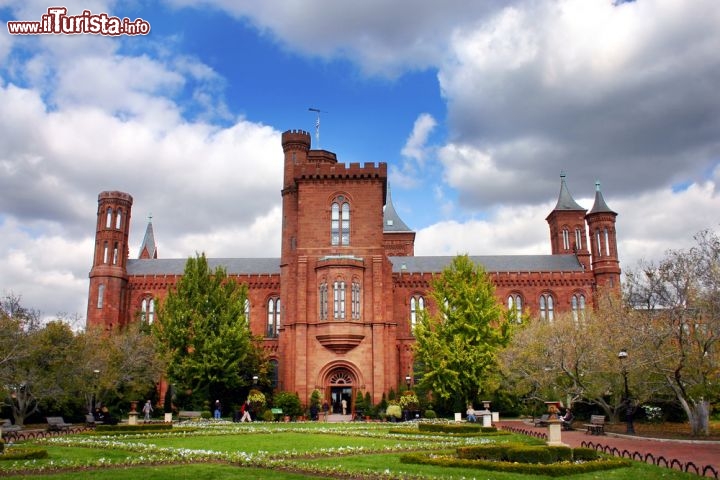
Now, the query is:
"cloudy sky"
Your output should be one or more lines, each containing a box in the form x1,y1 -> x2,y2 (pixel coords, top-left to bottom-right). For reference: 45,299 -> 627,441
1,0 -> 719,325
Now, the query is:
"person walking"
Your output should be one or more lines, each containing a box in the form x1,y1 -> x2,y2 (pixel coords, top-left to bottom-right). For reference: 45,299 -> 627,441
240,400 -> 252,422
214,399 -> 222,420
142,400 -> 153,422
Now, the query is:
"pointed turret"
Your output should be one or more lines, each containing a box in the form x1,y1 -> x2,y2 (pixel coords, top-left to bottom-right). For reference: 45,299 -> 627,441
382,185 -> 415,256
138,218 -> 157,259
546,173 -> 590,269
586,181 -> 620,290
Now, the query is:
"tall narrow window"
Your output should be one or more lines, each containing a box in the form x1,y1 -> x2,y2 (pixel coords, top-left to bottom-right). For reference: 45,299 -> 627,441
267,298 -> 281,338
115,209 -> 122,229
244,299 -> 250,323
319,283 -> 328,320
105,208 -> 112,228
270,359 -> 279,389
331,198 -> 350,245
333,281 -> 346,320
97,284 -> 105,309
351,282 -> 361,320
539,294 -> 554,321
604,228 -> 610,256
410,295 -> 425,332
562,228 -> 570,250
572,294 -> 586,322
103,241 -> 109,264
575,228 -> 583,250
148,299 -> 154,323
507,294 -> 523,322
596,230 -> 602,257
112,242 -> 119,265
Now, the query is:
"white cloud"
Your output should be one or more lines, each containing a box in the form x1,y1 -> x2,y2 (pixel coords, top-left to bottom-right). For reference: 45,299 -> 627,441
401,113 -> 436,165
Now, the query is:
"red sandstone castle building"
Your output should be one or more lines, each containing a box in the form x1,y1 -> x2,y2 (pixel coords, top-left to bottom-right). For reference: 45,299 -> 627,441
86,129 -> 620,411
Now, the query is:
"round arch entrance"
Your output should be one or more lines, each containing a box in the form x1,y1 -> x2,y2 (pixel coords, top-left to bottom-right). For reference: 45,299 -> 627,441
326,367 -> 356,415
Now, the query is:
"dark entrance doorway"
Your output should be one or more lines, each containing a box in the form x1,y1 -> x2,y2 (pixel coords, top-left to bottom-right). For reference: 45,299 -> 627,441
330,386 -> 352,414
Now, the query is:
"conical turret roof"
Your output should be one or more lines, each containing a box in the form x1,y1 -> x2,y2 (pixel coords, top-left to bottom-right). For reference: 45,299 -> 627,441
138,219 -> 157,259
383,185 -> 413,232
552,172 -> 585,211
588,181 -> 616,215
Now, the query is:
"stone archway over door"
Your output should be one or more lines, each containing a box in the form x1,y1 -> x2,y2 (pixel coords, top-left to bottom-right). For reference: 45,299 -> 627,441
327,368 -> 354,414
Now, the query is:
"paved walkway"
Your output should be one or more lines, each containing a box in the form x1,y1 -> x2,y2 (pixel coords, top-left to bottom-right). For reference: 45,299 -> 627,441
499,420 -> 720,477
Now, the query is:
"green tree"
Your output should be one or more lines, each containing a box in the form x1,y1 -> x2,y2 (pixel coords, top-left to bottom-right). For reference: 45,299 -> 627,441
413,254 -> 513,407
624,229 -> 720,436
153,253 -> 267,408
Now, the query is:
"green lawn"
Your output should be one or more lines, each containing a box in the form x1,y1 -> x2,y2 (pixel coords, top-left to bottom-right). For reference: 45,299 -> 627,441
0,421 -> 704,479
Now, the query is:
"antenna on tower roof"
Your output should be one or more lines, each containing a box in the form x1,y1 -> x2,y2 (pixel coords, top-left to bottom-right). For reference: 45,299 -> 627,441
308,107 -> 326,148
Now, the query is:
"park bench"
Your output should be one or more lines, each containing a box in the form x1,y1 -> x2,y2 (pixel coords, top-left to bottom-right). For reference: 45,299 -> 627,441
178,411 -> 202,421
583,415 -> 606,435
533,414 -> 550,427
46,416 -> 72,431
1,418 -> 22,438
85,414 -> 103,427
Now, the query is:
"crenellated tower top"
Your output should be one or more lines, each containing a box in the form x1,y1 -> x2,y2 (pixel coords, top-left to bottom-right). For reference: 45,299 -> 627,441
282,130 -> 311,152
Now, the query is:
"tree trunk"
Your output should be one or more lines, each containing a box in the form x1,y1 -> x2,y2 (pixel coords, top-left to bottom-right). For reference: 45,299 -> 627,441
679,396 -> 710,436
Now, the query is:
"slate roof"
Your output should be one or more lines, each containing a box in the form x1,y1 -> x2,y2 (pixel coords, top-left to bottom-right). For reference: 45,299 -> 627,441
588,181 -> 616,215
383,185 -> 413,233
127,254 -> 583,276
138,221 -> 157,259
388,255 -> 584,273
552,173 -> 585,211
127,258 -> 280,275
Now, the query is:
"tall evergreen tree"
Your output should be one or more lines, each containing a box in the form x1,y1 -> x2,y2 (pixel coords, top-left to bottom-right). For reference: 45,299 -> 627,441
153,253 -> 266,407
413,254 -> 513,407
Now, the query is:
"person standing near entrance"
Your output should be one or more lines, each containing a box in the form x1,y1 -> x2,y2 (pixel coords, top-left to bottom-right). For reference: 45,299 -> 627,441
322,401 -> 329,421
341,398 -> 347,415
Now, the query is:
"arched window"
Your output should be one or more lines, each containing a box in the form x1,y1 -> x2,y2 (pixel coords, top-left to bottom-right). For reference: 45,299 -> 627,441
244,299 -> 250,323
319,282 -> 328,320
410,295 -> 425,332
140,297 -> 155,324
103,241 -> 109,264
507,294 -> 523,322
97,284 -> 105,309
604,228 -> 610,256
562,228 -> 570,250
331,197 -> 350,245
270,359 -> 279,389
539,293 -> 554,321
105,208 -> 112,228
596,230 -> 602,257
267,298 -> 280,338
333,281 -> 346,320
572,294 -> 586,322
351,281 -> 361,320
112,242 -> 119,265
574,228 -> 583,250
115,209 -> 122,229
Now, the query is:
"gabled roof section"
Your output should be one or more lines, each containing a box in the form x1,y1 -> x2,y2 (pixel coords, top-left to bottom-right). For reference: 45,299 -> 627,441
389,255 -> 585,274
588,181 -> 616,215
383,185 -> 413,233
552,172 -> 585,211
127,258 -> 280,275
138,221 -> 157,259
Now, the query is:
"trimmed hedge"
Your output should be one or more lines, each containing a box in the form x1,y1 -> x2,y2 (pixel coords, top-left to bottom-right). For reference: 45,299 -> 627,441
0,447 -> 49,461
458,443 -> 593,464
418,423 -> 497,434
400,452 -> 631,476
95,423 -> 173,433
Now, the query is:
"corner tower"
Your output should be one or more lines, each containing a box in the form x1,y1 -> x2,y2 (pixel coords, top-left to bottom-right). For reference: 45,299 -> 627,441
586,181 -> 620,289
87,191 -> 133,330
546,173 -> 591,271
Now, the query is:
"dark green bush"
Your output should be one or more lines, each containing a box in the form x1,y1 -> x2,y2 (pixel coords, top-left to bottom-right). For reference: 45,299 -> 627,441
506,446 -> 554,464
423,409 -> 436,419
547,445 -> 573,462
418,422 -> 496,434
458,443 -> 523,460
201,411 -> 212,419
572,447 -> 599,461
0,446 -> 48,460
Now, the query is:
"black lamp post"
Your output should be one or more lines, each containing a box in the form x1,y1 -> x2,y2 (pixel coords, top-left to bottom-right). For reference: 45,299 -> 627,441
617,349 -> 635,434
405,375 -> 412,391
92,369 -> 100,413
252,375 -> 258,385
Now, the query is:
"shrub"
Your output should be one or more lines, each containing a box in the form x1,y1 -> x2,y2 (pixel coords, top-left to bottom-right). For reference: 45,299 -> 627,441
386,404 -> 402,419
572,447 -> 599,461
0,438 -> 4,453
506,446 -> 554,464
424,409 -> 437,419
273,391 -> 303,418
0,446 -> 48,461
419,422 -> 496,434
399,391 -> 419,410
200,411 -> 212,419
95,423 -> 173,433
248,389 -> 266,411
261,409 -> 274,422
